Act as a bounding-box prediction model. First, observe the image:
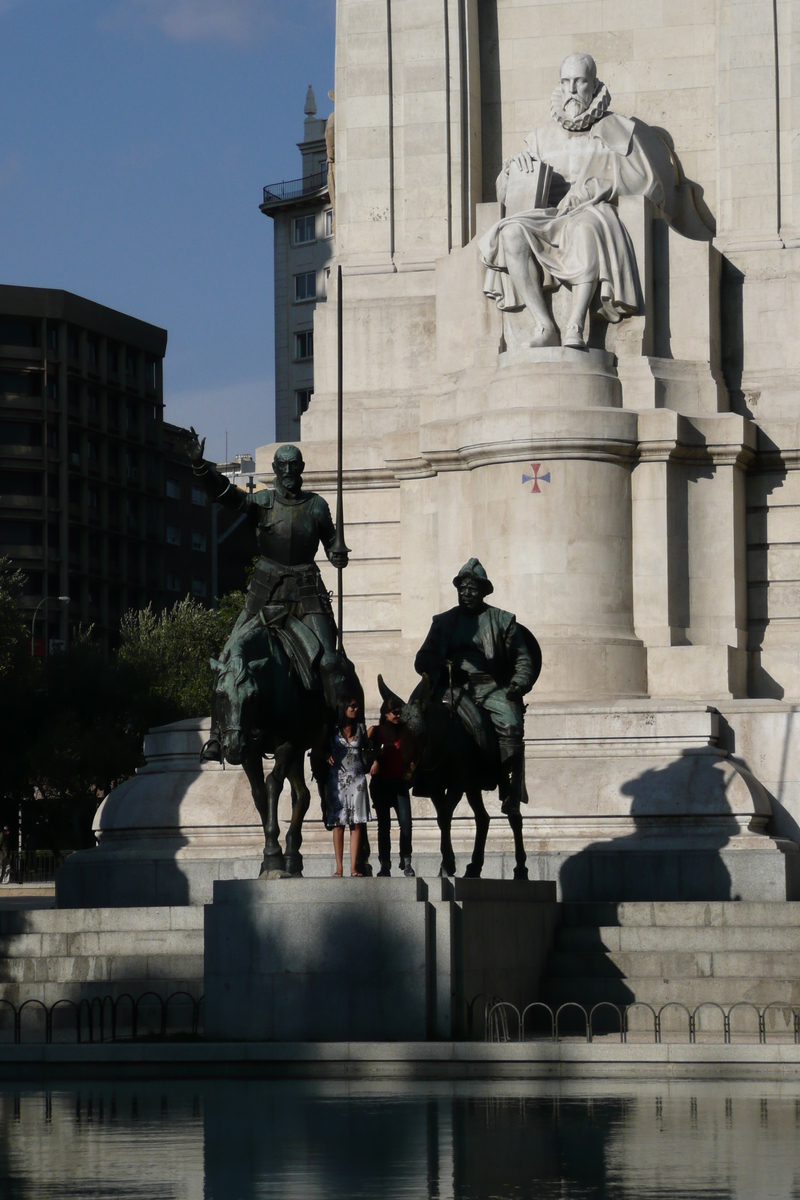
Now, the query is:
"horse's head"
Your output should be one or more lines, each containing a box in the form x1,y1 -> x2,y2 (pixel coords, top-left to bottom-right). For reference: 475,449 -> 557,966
211,654 -> 266,765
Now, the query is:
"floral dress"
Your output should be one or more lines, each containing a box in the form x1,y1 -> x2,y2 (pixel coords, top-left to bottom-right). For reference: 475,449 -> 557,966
326,725 -> 371,829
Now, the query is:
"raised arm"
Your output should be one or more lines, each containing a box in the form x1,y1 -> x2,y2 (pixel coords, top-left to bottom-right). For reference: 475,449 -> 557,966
179,427 -> 248,512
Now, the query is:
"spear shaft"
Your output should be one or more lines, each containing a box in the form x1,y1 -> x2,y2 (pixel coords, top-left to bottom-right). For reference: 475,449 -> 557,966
331,263 -> 349,656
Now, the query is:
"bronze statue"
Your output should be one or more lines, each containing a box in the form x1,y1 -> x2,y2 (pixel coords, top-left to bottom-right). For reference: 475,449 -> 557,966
180,430 -> 363,875
385,558 -> 541,878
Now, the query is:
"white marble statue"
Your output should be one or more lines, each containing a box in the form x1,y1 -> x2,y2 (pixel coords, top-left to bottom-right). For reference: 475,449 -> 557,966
480,53 -> 667,350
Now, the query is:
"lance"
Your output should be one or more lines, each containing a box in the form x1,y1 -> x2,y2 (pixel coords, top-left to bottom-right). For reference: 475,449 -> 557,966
330,263 -> 350,656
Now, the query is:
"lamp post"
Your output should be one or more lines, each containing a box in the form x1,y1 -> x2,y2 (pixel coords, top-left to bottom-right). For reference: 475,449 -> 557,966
30,594 -> 70,657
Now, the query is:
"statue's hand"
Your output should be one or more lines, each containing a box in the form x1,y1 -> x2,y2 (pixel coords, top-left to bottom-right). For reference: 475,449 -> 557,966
329,551 -> 349,570
506,684 -> 523,702
180,426 -> 206,464
507,151 -> 536,174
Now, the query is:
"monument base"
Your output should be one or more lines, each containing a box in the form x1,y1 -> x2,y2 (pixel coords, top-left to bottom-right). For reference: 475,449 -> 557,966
204,877 -> 558,1042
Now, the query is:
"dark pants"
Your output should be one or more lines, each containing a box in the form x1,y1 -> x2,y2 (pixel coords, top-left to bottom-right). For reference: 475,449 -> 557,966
369,778 -> 412,869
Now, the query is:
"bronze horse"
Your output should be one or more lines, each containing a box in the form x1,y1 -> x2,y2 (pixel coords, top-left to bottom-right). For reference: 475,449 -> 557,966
209,622 -> 352,876
379,675 -> 531,879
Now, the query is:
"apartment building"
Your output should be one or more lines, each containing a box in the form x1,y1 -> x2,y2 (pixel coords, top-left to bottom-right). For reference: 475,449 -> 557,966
260,86 -> 334,441
0,286 -> 169,652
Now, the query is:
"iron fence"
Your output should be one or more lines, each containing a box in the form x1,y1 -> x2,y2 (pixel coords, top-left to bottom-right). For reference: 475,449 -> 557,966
484,999 -> 800,1045
0,992 -> 204,1044
0,851 -> 57,885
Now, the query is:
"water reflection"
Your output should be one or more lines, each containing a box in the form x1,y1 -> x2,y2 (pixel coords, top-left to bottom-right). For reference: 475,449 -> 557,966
1,1079 -> 800,1199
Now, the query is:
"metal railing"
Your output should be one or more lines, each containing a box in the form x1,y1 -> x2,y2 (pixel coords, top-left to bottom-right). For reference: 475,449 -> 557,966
262,166 -> 329,205
0,992 -> 204,1044
0,851 -> 56,885
484,999 -> 800,1045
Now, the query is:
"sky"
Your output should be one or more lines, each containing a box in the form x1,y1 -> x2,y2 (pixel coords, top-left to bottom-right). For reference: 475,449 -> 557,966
0,0 -> 335,461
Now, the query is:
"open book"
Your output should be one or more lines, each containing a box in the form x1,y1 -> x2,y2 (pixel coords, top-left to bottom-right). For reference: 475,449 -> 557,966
503,159 -> 553,216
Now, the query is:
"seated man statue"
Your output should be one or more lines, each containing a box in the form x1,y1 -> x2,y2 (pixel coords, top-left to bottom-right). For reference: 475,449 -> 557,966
181,430 -> 355,761
479,52 -> 666,350
414,558 -> 539,812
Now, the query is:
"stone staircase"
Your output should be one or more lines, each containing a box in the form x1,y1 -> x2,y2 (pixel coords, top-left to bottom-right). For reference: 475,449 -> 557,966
0,906 -> 204,1007
539,902 -> 800,1032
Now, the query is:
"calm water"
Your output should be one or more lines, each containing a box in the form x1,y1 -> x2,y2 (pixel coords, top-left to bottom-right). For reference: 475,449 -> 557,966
1,1078 -> 800,1199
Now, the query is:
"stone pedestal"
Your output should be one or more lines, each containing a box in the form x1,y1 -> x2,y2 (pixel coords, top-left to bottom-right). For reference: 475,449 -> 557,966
203,877 -> 557,1041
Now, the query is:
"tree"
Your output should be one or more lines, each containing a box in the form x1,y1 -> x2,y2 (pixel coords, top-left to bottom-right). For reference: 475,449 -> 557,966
0,556 -> 27,678
118,594 -> 240,722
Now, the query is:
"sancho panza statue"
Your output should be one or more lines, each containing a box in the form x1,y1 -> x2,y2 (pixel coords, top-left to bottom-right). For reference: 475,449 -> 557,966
182,431 -> 353,760
414,559 -> 539,813
480,52 -> 666,350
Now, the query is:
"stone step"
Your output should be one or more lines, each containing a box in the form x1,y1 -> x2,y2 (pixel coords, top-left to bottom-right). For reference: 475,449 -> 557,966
0,930 -> 204,958
560,902 -> 800,928
546,949 -> 800,980
0,906 -> 204,935
554,925 -> 800,952
0,952 -> 205,985
540,975 -> 800,1009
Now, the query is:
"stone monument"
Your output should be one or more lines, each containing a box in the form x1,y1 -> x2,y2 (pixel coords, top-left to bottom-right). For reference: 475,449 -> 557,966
252,3 -> 800,900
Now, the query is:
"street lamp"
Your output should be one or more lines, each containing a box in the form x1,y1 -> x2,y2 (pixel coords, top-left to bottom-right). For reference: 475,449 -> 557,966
30,594 -> 70,657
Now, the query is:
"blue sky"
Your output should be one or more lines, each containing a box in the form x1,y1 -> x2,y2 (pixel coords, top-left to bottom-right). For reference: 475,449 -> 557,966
0,0 -> 335,460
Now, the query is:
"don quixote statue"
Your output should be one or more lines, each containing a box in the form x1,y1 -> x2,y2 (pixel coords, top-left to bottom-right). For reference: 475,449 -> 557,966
180,429 -> 362,877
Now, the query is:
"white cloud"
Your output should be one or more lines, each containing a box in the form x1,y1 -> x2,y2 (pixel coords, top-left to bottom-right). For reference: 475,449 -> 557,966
107,0 -> 279,45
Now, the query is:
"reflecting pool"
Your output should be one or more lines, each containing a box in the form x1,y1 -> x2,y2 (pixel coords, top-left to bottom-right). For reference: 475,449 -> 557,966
1,1078 -> 800,1199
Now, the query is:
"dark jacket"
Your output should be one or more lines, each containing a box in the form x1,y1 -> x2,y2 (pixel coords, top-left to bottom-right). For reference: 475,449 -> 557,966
414,604 -> 540,694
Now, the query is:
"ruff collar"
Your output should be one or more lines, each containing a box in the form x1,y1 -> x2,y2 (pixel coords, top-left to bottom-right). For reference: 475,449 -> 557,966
550,81 -> 611,132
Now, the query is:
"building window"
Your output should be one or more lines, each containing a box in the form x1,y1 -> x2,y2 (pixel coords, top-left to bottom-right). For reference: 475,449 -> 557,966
294,214 -> 316,245
87,389 -> 100,419
295,389 -> 312,418
67,328 -> 79,359
46,323 -> 59,353
166,477 -> 180,500
192,531 -> 207,553
88,486 -> 99,509
127,452 -> 138,482
108,344 -> 119,374
46,377 -> 58,401
166,524 -> 181,546
166,572 -> 182,592
294,331 -> 313,361
145,358 -> 157,391
295,271 -> 316,302
125,352 -> 137,381
0,318 -> 38,348
86,337 -> 98,368
192,577 -> 207,598
324,209 -> 333,238
191,485 -> 206,507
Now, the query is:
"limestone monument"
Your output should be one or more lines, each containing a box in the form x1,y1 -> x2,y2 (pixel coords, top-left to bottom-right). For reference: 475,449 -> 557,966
60,2 -> 800,907
255,1 -> 800,901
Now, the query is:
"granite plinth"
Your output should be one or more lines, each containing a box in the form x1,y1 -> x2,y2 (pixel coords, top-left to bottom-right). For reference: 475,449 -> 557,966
203,877 -> 558,1042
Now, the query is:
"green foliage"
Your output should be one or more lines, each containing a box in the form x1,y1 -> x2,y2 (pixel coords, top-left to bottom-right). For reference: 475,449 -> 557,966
118,596 -> 232,721
0,555 -> 28,677
0,581 -> 250,850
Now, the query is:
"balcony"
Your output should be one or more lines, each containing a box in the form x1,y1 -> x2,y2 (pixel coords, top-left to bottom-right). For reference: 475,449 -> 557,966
262,165 -> 328,209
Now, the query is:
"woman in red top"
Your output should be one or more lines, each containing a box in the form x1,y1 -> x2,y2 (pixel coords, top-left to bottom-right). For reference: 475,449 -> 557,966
368,698 -> 415,877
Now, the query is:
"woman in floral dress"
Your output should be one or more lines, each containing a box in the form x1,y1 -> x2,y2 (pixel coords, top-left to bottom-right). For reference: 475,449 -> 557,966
326,698 -> 376,876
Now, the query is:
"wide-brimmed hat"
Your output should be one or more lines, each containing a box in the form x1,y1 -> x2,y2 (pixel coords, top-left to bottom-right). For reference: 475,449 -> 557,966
452,557 -> 494,596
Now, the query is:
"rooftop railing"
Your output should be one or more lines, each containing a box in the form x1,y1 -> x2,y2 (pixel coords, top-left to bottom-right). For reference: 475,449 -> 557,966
262,165 -> 329,206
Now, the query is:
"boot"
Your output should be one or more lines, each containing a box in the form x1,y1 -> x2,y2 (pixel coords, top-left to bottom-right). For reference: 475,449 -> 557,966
500,753 -> 527,815
199,732 -> 222,764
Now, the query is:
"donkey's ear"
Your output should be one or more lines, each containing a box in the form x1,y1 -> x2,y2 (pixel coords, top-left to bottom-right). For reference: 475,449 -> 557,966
248,657 -> 270,673
209,658 -> 220,672
378,673 -> 406,708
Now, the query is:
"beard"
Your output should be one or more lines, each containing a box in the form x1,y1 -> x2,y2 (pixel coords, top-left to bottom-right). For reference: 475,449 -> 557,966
563,94 -> 589,116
